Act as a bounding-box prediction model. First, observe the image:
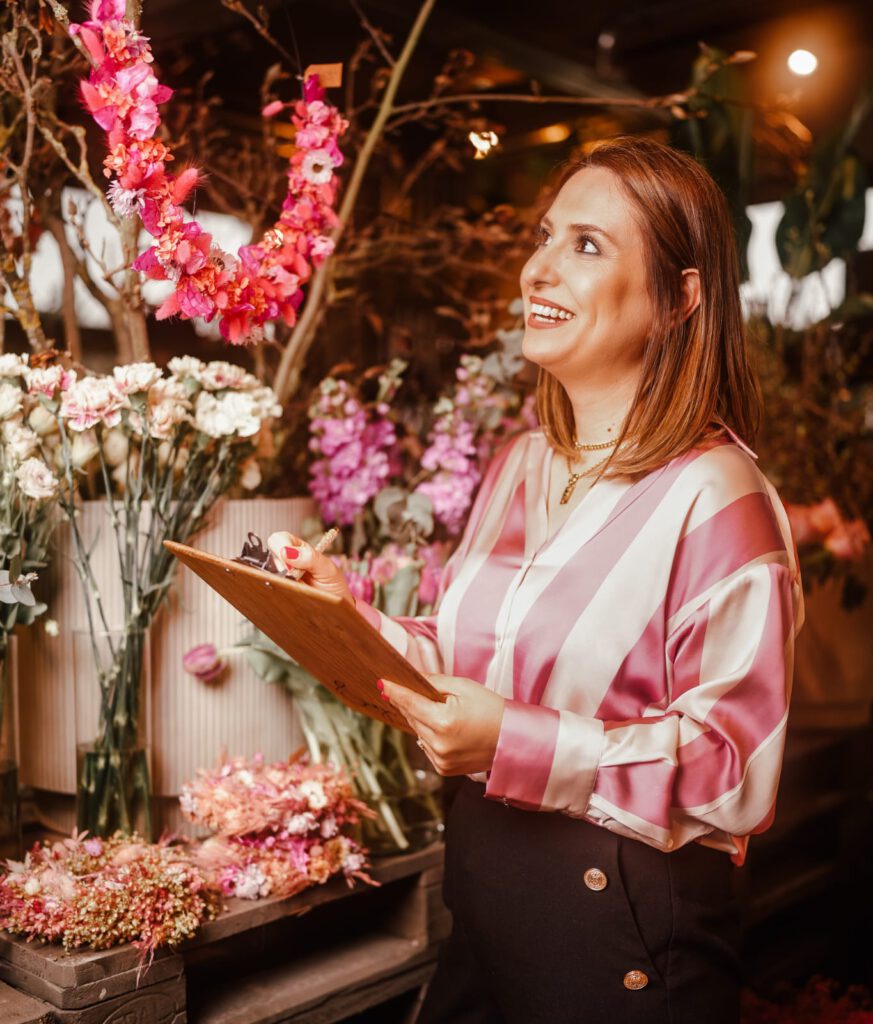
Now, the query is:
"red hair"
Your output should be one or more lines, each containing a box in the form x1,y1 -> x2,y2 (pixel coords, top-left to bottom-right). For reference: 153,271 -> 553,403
536,136 -> 761,476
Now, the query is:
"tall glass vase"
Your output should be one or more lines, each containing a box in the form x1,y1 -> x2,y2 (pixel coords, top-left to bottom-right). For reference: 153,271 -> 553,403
359,723 -> 444,856
0,635 -> 21,860
74,629 -> 153,839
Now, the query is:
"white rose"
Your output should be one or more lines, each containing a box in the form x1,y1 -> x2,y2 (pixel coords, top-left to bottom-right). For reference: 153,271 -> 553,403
0,353 -> 28,378
168,355 -> 206,381
0,383 -> 23,420
199,360 -> 259,392
23,877 -> 41,896
113,362 -> 162,395
15,457 -> 58,500
194,391 -> 260,438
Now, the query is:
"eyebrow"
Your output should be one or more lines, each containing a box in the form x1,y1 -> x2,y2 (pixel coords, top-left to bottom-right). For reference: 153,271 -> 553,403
541,216 -> 617,246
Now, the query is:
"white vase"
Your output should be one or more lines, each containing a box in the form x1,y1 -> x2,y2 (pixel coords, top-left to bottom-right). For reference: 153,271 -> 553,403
17,497 -> 316,835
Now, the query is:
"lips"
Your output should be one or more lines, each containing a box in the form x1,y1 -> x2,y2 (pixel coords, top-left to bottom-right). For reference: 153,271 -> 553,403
527,294 -> 576,329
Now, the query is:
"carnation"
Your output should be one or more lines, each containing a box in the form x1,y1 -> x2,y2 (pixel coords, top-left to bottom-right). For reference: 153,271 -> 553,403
168,355 -> 206,382
113,362 -> 162,395
0,353 -> 28,378
60,377 -> 127,431
194,391 -> 262,439
198,361 -> 259,392
15,457 -> 59,500
25,365 -> 76,398
0,383 -> 23,421
2,420 -> 39,462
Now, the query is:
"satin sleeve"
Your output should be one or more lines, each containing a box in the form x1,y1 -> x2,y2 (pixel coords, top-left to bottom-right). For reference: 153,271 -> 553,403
485,559 -> 801,860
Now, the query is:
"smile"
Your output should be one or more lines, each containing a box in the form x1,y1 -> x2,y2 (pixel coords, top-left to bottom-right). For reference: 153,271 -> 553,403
527,296 -> 576,328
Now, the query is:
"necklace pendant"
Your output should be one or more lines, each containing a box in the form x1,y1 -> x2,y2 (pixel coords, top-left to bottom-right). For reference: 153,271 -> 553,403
560,477 -> 578,505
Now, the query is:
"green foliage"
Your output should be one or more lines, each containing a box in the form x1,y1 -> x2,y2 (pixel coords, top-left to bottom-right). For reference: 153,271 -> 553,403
776,83 -> 873,277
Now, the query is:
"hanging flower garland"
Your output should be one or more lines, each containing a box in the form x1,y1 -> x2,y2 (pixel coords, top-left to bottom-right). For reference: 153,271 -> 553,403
69,0 -> 348,344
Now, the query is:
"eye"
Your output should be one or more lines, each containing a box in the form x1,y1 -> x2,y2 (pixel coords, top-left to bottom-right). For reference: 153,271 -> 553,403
575,233 -> 599,255
534,225 -> 551,248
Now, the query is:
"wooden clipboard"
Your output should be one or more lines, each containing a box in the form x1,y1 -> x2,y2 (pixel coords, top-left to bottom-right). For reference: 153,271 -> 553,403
164,540 -> 442,734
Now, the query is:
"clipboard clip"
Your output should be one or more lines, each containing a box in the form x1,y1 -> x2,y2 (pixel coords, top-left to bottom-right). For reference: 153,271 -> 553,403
234,532 -> 286,575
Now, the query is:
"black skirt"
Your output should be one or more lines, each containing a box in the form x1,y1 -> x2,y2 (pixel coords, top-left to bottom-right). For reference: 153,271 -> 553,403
417,779 -> 741,1024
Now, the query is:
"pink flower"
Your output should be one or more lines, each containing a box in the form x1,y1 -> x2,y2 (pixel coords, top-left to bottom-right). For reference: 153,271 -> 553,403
183,643 -> 225,683
261,100 -> 286,118
824,519 -> 871,562
60,376 -> 126,431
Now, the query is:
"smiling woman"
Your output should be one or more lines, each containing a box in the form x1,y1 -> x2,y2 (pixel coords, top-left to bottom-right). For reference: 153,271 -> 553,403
269,137 -> 804,1024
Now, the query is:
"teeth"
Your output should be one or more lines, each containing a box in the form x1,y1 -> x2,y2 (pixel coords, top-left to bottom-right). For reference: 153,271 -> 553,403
531,302 -> 574,320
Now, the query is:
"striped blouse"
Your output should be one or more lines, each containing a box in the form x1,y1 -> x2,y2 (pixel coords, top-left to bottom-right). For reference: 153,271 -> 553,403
358,429 -> 804,864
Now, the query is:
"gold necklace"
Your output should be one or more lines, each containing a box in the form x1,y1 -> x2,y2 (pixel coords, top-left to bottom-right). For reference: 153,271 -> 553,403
573,436 -> 618,451
560,452 -> 612,505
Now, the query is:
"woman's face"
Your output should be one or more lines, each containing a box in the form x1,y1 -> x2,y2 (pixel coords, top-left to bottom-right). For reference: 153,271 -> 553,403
520,166 -> 654,393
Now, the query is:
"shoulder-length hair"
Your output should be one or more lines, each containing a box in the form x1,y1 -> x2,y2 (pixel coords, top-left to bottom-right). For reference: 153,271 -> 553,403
535,136 -> 762,477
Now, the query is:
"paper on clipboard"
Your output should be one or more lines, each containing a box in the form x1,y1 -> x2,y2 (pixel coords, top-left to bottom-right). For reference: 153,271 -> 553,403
163,540 -> 442,734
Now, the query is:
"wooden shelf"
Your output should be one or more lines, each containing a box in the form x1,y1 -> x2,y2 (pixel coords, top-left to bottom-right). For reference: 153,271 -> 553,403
0,843 -> 448,1024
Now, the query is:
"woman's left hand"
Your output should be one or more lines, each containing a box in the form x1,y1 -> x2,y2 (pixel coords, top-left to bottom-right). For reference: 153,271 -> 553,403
380,674 -> 505,776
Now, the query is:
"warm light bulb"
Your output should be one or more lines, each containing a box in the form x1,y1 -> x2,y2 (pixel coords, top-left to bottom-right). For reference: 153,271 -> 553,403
787,49 -> 818,76
468,130 -> 499,159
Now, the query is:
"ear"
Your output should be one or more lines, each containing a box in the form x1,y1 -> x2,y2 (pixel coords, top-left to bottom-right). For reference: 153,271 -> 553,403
679,268 -> 701,322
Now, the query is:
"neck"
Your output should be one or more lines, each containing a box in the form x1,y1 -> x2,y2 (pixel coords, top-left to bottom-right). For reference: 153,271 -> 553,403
566,375 -> 638,446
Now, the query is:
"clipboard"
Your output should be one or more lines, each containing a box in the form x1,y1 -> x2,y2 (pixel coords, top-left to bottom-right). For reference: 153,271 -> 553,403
164,540 -> 442,734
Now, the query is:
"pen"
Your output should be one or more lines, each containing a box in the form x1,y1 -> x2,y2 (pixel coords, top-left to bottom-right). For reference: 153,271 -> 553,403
286,527 -> 338,580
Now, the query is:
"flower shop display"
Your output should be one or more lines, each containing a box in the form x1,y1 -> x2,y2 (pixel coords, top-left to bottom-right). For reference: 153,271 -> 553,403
70,0 -> 347,345
0,352 -> 61,857
179,754 -> 374,900
0,830 -> 222,961
236,323 -> 534,853
4,355 -> 280,839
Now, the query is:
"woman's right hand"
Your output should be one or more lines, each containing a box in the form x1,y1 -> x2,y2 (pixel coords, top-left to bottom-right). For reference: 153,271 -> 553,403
267,531 -> 354,605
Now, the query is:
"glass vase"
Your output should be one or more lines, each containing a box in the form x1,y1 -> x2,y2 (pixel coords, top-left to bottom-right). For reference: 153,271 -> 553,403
360,725 -> 444,856
0,635 -> 21,861
74,629 -> 153,839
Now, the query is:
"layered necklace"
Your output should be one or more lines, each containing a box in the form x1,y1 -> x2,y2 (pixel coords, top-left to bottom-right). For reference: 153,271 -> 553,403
560,434 -> 619,505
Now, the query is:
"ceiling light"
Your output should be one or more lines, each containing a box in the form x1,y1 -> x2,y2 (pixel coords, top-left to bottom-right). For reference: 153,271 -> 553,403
468,130 -> 499,159
787,49 -> 818,76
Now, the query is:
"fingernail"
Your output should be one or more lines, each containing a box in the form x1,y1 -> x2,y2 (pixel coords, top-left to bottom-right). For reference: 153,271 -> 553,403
284,546 -> 300,561
376,679 -> 384,692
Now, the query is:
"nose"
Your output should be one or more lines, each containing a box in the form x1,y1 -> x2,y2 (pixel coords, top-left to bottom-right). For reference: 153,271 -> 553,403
521,243 -> 560,290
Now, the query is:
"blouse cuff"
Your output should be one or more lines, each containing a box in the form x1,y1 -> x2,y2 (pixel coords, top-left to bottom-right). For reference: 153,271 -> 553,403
485,700 -> 603,815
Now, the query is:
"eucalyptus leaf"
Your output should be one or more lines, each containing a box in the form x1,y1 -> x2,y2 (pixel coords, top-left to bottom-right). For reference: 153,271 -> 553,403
380,563 -> 422,617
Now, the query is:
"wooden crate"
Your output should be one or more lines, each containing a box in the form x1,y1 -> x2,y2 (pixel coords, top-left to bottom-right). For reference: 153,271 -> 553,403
0,844 -> 447,1024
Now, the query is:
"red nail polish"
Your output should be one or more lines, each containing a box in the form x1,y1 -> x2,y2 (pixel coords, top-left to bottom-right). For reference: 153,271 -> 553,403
284,546 -> 300,561
376,680 -> 384,692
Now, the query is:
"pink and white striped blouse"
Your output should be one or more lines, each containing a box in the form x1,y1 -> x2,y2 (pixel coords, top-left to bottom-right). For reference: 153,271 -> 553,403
358,429 -> 804,864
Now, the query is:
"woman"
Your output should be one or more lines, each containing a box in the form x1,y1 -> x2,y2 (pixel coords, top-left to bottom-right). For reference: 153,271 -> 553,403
269,137 -> 803,1023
